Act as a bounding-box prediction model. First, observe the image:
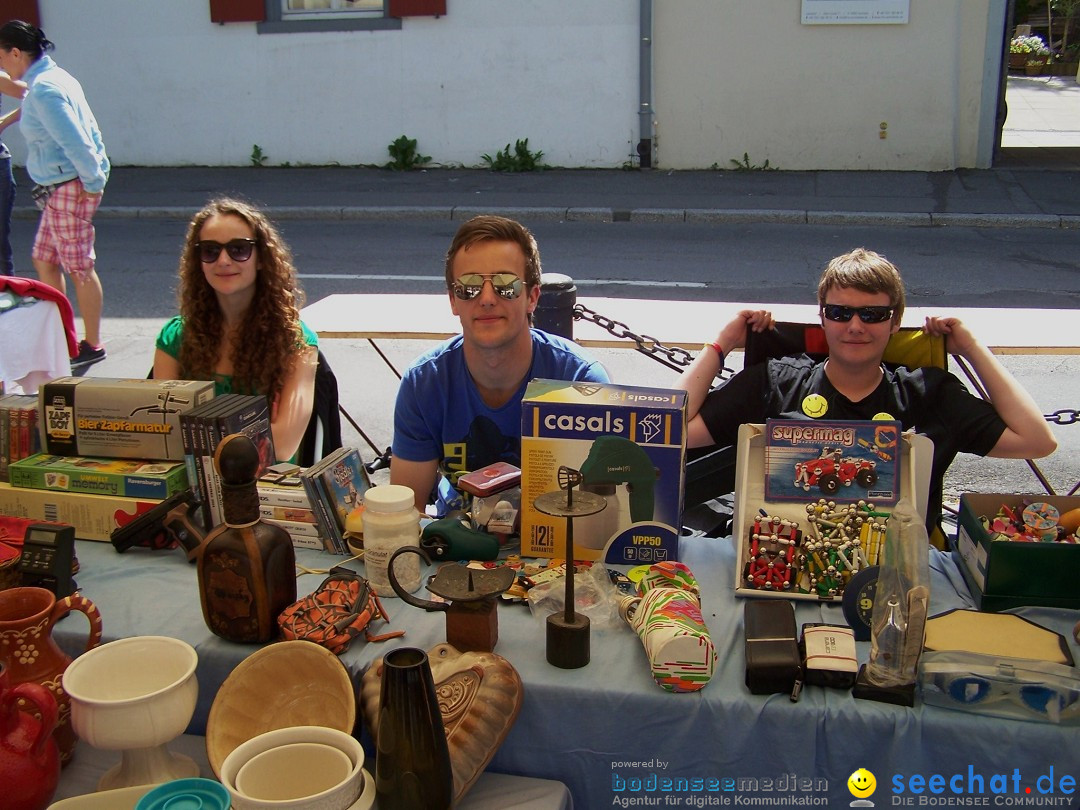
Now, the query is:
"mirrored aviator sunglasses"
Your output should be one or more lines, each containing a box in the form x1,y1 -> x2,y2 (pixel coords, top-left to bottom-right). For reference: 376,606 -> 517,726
451,273 -> 524,301
821,304 -> 894,324
197,238 -> 257,263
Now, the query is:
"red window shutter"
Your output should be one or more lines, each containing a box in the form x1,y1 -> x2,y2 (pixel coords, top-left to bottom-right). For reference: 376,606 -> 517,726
387,0 -> 446,17
209,0 -> 266,23
6,0 -> 41,27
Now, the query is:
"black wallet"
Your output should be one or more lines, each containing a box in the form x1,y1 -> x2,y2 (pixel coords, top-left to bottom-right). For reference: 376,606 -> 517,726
744,600 -> 801,695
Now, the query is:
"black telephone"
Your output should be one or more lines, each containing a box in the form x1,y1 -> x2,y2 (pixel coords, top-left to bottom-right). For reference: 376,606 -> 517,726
18,523 -> 76,599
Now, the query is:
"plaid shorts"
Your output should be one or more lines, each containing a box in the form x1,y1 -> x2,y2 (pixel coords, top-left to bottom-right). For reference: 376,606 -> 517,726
32,178 -> 102,280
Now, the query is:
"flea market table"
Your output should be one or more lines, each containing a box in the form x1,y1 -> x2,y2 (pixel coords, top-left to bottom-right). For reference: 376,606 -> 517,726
52,535 -> 1080,808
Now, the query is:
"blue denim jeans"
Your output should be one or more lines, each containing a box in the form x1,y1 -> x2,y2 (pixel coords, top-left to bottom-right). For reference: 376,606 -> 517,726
0,150 -> 15,276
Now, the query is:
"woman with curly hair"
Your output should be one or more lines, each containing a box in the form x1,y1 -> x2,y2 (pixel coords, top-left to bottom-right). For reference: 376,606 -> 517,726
153,198 -> 318,462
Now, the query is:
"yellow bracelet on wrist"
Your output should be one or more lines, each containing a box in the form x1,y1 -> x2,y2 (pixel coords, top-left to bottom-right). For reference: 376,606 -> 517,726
702,342 -> 724,360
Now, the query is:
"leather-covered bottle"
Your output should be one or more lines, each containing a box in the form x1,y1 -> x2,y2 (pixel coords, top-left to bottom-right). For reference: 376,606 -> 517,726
196,433 -> 296,643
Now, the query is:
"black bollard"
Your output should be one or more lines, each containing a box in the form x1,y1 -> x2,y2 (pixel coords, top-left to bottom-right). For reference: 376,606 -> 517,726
535,273 -> 577,340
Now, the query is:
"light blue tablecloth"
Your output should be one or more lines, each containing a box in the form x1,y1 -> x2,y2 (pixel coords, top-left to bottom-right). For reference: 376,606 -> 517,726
53,535 -> 1079,808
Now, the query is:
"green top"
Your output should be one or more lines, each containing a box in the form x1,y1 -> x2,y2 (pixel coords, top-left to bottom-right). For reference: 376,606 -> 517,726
155,315 -> 318,397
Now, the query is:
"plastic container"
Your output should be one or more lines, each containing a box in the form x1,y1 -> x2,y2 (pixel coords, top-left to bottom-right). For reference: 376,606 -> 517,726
363,485 -> 421,596
134,778 -> 231,810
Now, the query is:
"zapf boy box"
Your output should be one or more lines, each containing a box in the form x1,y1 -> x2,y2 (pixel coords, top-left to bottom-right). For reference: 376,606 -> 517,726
520,379 -> 687,564
40,378 -> 215,462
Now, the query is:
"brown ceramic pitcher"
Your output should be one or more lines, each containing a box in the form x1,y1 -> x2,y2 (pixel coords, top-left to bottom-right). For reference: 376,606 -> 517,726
0,586 -> 102,764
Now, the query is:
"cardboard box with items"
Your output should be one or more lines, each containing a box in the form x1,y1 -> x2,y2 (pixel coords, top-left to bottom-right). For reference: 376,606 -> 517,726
952,493 -> 1080,612
731,421 -> 932,602
520,379 -> 686,564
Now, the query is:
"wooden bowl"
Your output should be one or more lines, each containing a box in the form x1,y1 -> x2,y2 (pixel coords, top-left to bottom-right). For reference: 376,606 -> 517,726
206,641 -> 356,778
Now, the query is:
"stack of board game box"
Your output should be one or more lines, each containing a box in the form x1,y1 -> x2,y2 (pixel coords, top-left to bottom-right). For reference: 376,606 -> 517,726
0,378 -> 214,541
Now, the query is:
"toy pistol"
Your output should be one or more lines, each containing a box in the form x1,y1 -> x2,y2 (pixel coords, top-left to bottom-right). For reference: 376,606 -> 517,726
110,488 -> 205,562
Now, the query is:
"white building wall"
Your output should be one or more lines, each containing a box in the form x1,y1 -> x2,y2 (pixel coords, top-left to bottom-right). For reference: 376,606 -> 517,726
651,0 -> 1001,171
5,0 -> 639,167
5,0 -> 1004,170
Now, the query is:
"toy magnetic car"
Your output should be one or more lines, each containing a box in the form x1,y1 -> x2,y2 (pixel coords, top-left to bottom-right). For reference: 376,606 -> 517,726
793,448 -> 877,495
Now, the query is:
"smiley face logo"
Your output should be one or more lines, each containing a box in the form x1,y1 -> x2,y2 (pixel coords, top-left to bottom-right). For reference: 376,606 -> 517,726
802,394 -> 828,418
848,768 -> 877,798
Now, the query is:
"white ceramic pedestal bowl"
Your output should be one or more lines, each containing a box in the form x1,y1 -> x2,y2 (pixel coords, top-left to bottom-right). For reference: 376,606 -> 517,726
220,725 -> 366,810
63,635 -> 200,790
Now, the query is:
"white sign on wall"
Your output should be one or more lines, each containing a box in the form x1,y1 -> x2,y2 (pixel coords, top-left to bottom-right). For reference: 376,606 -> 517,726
801,0 -> 909,25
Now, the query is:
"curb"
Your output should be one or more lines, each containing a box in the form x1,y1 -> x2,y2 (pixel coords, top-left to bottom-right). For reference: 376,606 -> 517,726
12,204 -> 1078,229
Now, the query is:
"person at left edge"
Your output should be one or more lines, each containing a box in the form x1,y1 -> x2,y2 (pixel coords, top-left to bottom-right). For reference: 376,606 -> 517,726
153,198 -> 318,464
391,215 -> 610,515
0,21 -> 109,369
0,67 -> 28,276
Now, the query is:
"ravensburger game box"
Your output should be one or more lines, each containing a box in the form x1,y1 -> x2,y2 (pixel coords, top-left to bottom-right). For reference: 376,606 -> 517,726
9,453 -> 189,500
39,378 -> 214,461
520,379 -> 686,563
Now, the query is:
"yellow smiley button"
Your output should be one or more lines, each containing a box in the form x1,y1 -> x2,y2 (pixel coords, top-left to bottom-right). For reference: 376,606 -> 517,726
848,768 -> 877,798
872,412 -> 895,421
801,394 -> 828,418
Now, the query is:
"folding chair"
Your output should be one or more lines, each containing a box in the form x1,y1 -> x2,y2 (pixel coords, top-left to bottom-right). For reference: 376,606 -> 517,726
296,350 -> 344,468
297,351 -> 392,475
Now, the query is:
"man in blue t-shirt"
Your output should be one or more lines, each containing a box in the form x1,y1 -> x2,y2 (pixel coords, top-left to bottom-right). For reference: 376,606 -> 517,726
392,215 -> 609,514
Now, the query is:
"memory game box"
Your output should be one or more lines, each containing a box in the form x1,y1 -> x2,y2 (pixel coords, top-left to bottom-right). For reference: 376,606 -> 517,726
40,378 -> 215,462
520,379 -> 687,564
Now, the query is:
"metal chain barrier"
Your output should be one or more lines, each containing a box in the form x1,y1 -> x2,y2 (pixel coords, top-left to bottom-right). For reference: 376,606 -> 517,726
572,303 -> 733,379
1044,409 -> 1080,426
575,303 -> 1077,429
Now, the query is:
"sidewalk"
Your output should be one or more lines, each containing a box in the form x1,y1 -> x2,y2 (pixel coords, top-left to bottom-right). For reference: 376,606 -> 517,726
13,161 -> 1080,229
10,75 -> 1080,227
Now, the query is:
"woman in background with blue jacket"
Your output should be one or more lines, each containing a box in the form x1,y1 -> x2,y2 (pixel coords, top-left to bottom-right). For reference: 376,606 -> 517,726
0,20 -> 109,371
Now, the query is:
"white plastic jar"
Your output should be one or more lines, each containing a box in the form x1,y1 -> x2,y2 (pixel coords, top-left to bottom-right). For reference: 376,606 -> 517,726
362,484 -> 421,596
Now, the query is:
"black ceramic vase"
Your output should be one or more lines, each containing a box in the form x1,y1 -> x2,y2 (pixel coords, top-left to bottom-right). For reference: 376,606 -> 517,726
375,647 -> 454,810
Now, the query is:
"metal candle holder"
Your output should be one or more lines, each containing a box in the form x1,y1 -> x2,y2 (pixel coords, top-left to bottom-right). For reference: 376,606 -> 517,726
533,466 -> 606,669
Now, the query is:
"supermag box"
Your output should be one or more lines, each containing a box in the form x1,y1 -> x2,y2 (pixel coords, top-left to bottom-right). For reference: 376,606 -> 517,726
40,378 -> 215,462
520,379 -> 687,564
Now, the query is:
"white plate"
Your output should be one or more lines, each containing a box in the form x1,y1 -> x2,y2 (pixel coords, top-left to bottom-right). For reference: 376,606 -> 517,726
349,769 -> 375,810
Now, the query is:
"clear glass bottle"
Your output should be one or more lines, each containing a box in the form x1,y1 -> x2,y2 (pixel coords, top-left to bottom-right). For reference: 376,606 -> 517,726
363,484 -> 421,596
866,596 -> 908,686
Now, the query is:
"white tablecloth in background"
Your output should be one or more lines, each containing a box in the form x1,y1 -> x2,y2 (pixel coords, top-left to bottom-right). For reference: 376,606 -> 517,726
0,299 -> 70,394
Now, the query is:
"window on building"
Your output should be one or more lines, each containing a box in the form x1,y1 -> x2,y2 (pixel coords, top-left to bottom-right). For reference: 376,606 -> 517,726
261,0 -> 401,32
281,0 -> 384,21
